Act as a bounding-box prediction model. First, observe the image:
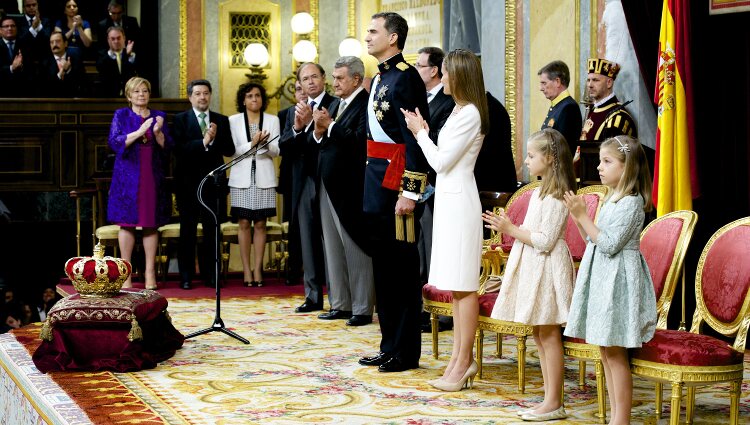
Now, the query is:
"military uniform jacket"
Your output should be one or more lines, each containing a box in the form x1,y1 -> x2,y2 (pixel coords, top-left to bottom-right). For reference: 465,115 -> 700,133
364,53 -> 429,215
581,95 -> 637,142
542,91 -> 582,153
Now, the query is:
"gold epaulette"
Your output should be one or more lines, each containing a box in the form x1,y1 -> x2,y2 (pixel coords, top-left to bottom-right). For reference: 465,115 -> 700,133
396,62 -> 409,71
604,109 -> 636,136
401,170 -> 427,194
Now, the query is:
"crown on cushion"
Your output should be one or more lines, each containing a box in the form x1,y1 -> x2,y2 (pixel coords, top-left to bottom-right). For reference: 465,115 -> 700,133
64,243 -> 131,298
587,58 -> 620,79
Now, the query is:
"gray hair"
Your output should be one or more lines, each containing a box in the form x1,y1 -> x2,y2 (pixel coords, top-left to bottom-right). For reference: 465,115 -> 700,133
334,56 -> 364,80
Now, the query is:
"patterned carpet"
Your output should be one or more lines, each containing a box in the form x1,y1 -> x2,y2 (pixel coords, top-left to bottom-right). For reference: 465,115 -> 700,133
9,294 -> 750,424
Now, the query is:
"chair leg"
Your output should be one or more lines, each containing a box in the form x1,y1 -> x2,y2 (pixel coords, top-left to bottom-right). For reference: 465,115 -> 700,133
730,379 -> 740,425
159,241 -> 167,284
669,381 -> 683,425
594,359 -> 606,424
578,360 -> 586,389
476,329 -> 484,379
655,382 -> 663,419
517,335 -> 527,393
430,312 -> 439,359
686,387 -> 695,425
496,332 -> 503,357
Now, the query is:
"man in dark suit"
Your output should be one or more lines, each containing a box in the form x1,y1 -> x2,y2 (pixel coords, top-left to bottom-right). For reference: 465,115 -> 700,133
312,56 -> 374,327
538,60 -> 583,158
172,79 -> 235,290
414,46 -> 454,286
277,80 -> 306,286
18,0 -> 51,66
96,26 -> 136,97
1,16 -> 32,97
96,0 -> 140,51
279,62 -> 336,312
42,30 -> 86,97
359,12 -> 429,373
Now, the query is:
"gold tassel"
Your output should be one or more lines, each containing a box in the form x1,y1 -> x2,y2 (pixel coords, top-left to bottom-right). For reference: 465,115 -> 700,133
406,213 -> 415,243
395,214 -> 405,241
127,315 -> 143,342
40,319 -> 53,341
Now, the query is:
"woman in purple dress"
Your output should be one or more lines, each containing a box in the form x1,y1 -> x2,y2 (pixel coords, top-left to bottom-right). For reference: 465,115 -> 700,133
107,77 -> 173,289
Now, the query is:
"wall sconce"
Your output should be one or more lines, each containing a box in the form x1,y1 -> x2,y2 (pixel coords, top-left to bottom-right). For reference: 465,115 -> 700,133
338,36 -> 362,57
244,43 -> 270,85
290,12 -> 317,63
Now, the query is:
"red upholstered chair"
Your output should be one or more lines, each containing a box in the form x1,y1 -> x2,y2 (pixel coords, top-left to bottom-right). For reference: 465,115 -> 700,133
494,181 -> 542,267
565,185 -> 608,266
630,216 -> 749,425
563,210 -> 698,423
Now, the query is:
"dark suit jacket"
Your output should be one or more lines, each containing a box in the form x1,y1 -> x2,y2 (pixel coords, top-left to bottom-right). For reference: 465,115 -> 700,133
95,48 -> 137,97
172,109 -> 235,193
475,92 -> 517,193
278,92 -> 337,222
426,86 -> 455,185
96,16 -> 140,50
17,15 -> 52,63
42,47 -> 86,97
317,89 -> 370,252
0,37 -> 32,97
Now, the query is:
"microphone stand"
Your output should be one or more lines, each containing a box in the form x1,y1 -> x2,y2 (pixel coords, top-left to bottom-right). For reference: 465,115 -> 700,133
185,135 -> 278,343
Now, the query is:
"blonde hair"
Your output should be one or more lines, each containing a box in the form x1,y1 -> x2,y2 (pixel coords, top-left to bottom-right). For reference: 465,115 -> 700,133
443,49 -> 489,135
528,128 -> 576,199
124,77 -> 151,99
600,136 -> 653,212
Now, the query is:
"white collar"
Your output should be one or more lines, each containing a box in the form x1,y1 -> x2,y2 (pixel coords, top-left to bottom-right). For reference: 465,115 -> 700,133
308,91 -> 325,106
341,86 -> 364,105
193,108 -> 209,119
594,92 -> 615,108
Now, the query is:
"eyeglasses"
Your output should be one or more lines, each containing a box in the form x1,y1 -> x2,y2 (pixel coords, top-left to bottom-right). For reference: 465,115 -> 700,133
414,63 -> 434,69
1,24 -> 17,29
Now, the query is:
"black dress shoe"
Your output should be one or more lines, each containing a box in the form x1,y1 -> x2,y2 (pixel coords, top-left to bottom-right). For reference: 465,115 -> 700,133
295,300 -> 323,313
378,357 -> 418,373
318,310 -> 352,320
346,315 -> 372,326
181,281 -> 192,290
358,352 -> 391,366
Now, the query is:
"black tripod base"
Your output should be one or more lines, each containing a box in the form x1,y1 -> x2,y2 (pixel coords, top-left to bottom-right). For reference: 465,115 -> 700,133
185,317 -> 250,344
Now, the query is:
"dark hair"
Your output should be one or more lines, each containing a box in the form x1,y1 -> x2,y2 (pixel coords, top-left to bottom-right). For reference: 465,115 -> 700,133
537,60 -> 571,88
417,46 -> 445,77
106,26 -> 126,38
372,12 -> 408,51
50,30 -> 67,43
187,79 -> 212,96
108,0 -> 124,9
296,62 -> 325,80
235,82 -> 267,113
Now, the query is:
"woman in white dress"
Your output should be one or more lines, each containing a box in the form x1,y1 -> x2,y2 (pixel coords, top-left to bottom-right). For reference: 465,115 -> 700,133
228,83 -> 280,287
402,49 -> 488,392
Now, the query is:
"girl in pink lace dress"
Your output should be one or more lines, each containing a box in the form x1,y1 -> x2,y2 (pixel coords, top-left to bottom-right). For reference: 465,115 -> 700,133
482,128 -> 576,421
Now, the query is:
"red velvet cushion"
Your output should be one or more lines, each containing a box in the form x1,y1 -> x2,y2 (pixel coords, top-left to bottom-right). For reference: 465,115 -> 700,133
500,190 -> 535,252
422,284 -> 454,303
700,226 -> 750,323
563,335 -> 587,344
641,217 -> 683,300
565,193 -> 600,261
478,292 -> 498,317
630,329 -> 744,366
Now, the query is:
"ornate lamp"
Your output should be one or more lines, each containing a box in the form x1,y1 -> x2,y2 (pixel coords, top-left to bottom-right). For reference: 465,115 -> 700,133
244,42 -> 270,85
338,36 -> 362,57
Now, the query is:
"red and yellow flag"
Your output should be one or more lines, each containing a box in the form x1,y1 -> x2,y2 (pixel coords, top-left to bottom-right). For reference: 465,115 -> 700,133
653,0 -> 699,216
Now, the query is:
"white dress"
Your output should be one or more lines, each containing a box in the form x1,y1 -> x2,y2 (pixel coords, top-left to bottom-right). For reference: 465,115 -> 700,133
417,104 -> 484,292
490,189 -> 575,325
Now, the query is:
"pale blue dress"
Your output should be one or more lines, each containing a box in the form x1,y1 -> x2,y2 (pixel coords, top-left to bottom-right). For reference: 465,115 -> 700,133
564,194 -> 657,348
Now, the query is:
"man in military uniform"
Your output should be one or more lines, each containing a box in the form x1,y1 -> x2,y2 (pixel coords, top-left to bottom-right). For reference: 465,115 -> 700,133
538,60 -> 582,156
357,11 -> 429,373
579,58 -> 637,183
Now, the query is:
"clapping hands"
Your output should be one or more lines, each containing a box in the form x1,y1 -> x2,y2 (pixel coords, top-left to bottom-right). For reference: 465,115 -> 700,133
400,107 -> 429,137
562,190 -> 586,221
482,208 -> 511,233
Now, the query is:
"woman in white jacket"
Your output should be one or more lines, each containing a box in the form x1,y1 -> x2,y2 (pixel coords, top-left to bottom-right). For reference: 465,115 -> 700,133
228,83 -> 280,287
402,49 -> 489,392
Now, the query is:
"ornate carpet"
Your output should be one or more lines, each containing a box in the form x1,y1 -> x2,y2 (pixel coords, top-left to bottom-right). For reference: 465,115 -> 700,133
3,295 -> 749,424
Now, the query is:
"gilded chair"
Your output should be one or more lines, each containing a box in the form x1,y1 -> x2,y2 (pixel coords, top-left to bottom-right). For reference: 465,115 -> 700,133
93,177 -> 121,255
421,189 -> 516,360
219,220 -> 285,284
564,185 -> 608,268
629,216 -> 749,425
563,210 -> 698,423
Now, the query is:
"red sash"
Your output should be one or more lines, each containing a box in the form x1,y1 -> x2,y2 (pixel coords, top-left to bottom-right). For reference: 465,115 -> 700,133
367,140 -> 405,191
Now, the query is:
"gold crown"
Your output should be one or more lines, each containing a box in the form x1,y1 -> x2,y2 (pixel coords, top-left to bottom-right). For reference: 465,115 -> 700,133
587,58 -> 620,79
64,243 -> 132,298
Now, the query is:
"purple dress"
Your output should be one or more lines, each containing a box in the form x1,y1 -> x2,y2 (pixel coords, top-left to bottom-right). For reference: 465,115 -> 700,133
107,108 -> 173,227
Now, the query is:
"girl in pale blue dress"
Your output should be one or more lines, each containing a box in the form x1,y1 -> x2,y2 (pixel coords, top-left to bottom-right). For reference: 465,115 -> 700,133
563,136 -> 656,425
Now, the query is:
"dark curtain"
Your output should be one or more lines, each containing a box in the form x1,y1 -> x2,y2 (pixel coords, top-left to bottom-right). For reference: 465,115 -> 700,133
622,2 -> 750,331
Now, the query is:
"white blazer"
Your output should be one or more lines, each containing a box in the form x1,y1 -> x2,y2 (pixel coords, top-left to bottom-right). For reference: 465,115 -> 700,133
227,112 -> 280,189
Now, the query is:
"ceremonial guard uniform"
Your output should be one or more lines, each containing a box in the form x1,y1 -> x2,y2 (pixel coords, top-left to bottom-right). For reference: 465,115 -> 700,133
542,91 -> 582,155
364,53 -> 429,370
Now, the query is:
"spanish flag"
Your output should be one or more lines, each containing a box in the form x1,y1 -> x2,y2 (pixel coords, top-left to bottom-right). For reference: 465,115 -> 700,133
653,0 -> 699,216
